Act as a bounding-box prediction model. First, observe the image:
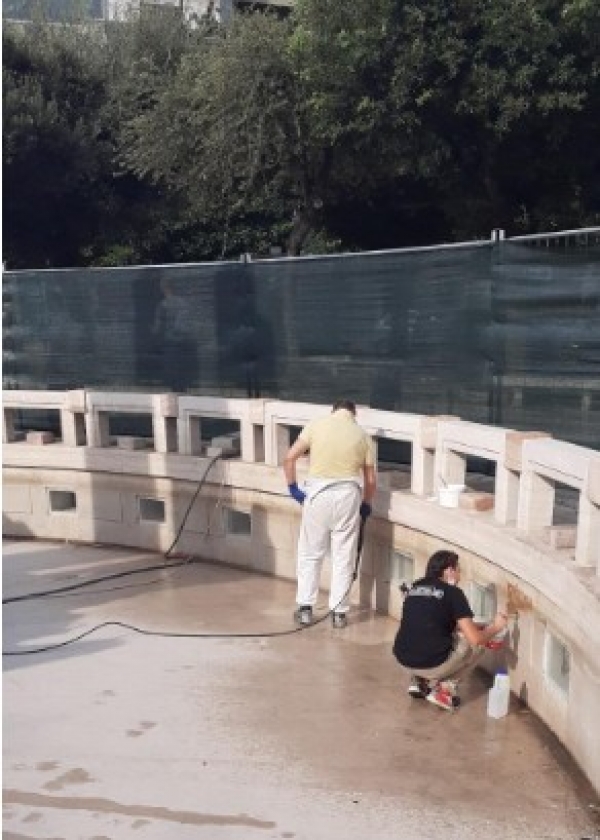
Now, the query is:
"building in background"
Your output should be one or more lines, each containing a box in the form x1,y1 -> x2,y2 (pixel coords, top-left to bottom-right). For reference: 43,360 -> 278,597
219,0 -> 292,19
1,0 -> 292,23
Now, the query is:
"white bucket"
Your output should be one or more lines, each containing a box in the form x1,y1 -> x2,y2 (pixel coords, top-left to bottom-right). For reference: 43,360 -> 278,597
438,484 -> 465,508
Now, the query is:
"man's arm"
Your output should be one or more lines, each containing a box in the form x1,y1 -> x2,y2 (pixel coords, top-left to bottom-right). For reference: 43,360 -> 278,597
362,465 -> 376,504
457,612 -> 508,647
283,437 -> 310,486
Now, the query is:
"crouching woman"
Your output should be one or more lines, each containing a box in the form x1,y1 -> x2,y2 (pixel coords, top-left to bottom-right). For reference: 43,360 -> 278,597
393,550 -> 508,710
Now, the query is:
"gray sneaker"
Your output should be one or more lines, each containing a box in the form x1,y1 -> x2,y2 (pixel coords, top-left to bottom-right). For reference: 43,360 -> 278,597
294,606 -> 313,626
407,676 -> 431,699
332,612 -> 348,629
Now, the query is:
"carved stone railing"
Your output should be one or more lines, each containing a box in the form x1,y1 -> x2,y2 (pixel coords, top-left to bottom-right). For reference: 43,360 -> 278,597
518,437 -> 600,568
3,389 -> 600,575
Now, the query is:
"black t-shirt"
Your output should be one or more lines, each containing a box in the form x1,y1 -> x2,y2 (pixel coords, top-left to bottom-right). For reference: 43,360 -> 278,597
393,576 -> 473,669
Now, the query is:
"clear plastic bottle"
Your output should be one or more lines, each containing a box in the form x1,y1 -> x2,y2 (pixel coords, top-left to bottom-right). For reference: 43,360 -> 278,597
487,672 -> 510,718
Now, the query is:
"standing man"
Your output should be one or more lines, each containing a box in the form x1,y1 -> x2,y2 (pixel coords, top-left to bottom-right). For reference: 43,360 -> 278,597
393,550 -> 508,710
283,400 -> 377,629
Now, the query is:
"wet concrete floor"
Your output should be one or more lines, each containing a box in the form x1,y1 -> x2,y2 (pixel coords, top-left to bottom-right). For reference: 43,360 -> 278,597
3,539 -> 600,840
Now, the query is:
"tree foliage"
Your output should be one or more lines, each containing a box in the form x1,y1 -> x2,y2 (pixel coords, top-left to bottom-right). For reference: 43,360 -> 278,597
3,24 -> 111,266
382,0 -> 600,235
2,0 -> 599,267
119,13 -> 302,256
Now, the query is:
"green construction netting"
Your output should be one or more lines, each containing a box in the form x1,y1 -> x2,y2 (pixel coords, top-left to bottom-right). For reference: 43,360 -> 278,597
3,239 -> 599,449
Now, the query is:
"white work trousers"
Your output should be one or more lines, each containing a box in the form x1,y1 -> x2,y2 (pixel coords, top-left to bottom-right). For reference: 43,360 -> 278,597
296,481 -> 362,613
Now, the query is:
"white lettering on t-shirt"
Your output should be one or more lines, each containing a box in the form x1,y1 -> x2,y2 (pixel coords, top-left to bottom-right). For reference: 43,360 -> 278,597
408,585 -> 444,600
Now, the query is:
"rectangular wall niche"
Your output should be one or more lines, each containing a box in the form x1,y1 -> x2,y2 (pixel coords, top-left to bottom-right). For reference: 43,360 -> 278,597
389,550 -> 414,584
224,508 -> 252,536
545,632 -> 571,696
139,498 -> 165,523
49,489 -> 77,512
469,582 -> 496,623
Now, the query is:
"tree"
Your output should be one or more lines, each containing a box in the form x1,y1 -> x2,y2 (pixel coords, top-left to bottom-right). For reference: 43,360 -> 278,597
86,8 -> 212,264
3,24 -> 112,267
4,0 -> 599,266
383,0 -> 600,235
118,13 -> 305,256
119,1 -> 412,256
2,12 -> 210,268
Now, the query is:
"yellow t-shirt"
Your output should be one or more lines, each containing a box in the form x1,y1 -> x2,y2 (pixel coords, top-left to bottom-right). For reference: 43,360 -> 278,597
299,409 -> 375,479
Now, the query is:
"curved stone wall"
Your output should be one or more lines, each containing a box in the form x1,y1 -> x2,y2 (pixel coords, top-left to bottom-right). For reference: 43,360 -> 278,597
3,390 -> 600,793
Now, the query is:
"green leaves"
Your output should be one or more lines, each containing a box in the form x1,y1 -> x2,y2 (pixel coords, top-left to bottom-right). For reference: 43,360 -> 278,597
3,0 -> 599,265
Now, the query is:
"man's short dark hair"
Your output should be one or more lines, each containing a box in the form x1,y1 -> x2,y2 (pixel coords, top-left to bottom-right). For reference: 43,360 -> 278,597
425,550 -> 459,579
332,400 -> 356,414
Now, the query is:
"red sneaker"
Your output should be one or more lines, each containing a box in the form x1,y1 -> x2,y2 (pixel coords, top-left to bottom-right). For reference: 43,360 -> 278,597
426,681 -> 459,711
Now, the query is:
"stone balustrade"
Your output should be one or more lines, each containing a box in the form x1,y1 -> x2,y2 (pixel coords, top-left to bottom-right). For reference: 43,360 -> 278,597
3,388 -> 86,447
178,395 -> 266,461
518,437 -> 600,569
84,390 -> 179,453
352,407 -> 450,498
3,388 -> 600,576
435,419 -> 551,525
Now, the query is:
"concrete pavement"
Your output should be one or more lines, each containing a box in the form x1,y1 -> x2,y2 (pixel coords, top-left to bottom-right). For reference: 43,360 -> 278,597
3,539 -> 599,840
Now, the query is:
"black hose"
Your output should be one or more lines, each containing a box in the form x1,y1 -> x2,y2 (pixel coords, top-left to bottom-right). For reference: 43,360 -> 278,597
2,455 -> 221,606
3,502 -> 368,655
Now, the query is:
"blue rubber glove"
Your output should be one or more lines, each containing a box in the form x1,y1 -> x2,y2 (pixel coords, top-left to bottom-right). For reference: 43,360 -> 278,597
359,501 -> 372,520
288,483 -> 306,505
